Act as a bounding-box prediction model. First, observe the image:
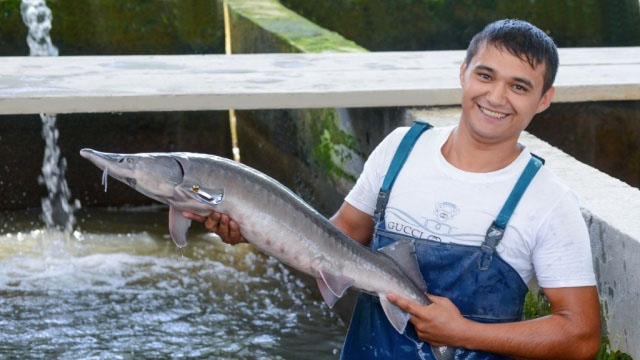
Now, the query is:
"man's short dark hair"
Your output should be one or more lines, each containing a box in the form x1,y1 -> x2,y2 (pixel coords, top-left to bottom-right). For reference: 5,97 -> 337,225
465,19 -> 559,95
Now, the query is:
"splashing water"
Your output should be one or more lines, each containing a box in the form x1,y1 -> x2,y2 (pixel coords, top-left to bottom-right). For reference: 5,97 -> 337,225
21,0 -> 79,232
20,0 -> 58,57
38,114 -> 81,233
0,209 -> 346,359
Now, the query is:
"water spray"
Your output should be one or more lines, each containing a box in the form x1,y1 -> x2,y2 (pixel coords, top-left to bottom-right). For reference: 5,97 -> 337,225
20,0 -> 79,233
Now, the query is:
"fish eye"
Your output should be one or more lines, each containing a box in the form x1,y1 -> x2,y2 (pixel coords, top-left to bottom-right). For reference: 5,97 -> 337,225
127,158 -> 134,163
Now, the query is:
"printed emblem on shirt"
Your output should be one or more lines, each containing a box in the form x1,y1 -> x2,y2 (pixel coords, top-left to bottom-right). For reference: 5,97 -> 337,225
434,202 -> 460,221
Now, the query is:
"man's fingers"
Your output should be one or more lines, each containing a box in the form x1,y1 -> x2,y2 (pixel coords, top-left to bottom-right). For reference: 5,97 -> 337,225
228,221 -> 244,244
217,214 -> 230,238
197,211 -> 246,245
204,212 -> 221,232
426,293 -> 446,303
182,211 -> 206,222
387,293 -> 421,316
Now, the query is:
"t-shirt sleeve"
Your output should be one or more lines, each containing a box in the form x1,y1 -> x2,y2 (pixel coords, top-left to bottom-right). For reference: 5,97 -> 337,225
345,127 -> 409,216
533,190 -> 597,288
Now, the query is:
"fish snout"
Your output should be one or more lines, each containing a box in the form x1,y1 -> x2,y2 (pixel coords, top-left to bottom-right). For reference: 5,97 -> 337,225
80,148 -> 123,165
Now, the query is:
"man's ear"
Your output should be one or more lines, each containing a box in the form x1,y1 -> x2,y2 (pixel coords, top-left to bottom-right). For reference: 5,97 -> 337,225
459,61 -> 467,86
536,86 -> 555,113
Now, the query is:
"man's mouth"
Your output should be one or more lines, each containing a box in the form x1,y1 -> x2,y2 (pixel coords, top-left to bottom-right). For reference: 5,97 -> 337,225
478,104 -> 509,119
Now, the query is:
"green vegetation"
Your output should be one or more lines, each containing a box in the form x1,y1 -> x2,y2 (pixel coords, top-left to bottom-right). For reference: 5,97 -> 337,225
522,289 -> 552,320
596,337 -> 633,360
280,0 -> 640,51
0,0 -> 224,56
523,289 -> 633,359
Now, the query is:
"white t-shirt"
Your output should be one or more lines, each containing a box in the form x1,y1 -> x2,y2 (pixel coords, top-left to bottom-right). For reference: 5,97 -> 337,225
345,125 -> 596,288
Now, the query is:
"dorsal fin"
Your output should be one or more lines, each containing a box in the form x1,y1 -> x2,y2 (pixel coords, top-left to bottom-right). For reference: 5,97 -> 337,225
378,240 -> 428,294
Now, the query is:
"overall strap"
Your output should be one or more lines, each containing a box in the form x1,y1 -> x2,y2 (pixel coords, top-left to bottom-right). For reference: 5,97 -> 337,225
479,154 -> 544,270
374,121 -> 433,223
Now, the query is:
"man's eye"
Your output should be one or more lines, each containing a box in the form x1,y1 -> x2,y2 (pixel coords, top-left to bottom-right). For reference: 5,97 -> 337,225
513,85 -> 528,92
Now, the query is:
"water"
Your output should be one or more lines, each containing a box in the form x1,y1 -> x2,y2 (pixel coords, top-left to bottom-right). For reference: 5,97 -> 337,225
38,114 -> 81,233
20,0 -> 58,57
20,0 -> 79,232
0,208 -> 346,359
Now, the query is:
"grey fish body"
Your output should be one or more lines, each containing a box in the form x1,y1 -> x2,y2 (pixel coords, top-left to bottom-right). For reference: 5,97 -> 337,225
80,149 -> 454,360
181,154 -> 427,304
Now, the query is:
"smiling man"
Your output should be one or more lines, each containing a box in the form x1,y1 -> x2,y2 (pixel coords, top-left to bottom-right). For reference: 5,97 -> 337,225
334,19 -> 601,359
188,19 -> 601,360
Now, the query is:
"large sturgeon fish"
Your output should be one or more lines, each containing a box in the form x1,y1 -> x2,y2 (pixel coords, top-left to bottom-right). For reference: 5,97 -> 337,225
80,149 -> 453,359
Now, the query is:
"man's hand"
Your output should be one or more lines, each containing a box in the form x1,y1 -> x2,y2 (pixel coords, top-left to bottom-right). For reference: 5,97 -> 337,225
387,293 -> 469,347
182,211 -> 247,245
389,286 -> 601,359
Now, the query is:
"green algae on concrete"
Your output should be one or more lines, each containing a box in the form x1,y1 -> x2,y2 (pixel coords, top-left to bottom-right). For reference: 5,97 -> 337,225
225,0 -> 364,53
226,0 -> 368,213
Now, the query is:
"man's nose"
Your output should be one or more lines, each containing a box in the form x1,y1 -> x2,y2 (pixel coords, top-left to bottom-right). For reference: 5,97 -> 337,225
486,83 -> 508,106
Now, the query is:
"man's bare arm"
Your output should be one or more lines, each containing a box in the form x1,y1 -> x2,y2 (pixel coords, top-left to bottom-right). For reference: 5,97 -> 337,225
389,286 -> 601,359
330,202 -> 375,246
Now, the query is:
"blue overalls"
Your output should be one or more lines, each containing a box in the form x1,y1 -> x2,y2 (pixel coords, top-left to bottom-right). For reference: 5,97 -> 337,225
340,122 -> 544,360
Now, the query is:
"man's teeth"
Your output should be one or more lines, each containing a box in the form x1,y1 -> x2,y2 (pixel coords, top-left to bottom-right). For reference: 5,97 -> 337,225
479,106 -> 508,119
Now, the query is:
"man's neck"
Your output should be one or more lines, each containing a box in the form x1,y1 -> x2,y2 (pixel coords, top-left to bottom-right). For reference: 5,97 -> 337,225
441,126 -> 523,173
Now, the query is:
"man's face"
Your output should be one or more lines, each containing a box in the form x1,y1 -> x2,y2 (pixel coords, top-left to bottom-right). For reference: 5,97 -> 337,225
459,43 -> 554,146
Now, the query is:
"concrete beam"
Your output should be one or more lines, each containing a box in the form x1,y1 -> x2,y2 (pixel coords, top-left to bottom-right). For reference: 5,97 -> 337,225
1,47 -> 639,114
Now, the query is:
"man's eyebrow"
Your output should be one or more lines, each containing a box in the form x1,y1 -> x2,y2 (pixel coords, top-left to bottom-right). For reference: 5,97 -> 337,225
474,65 -> 495,74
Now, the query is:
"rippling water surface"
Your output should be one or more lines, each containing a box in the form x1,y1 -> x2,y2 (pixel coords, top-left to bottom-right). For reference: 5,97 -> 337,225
0,208 -> 346,359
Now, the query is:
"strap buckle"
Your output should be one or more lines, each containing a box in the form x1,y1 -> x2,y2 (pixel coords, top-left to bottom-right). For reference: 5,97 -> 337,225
374,190 -> 389,223
478,223 -> 505,270
484,223 -> 505,249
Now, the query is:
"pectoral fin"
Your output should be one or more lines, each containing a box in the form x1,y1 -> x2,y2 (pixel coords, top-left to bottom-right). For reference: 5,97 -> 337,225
379,295 -> 411,334
318,268 -> 354,298
169,205 -> 191,248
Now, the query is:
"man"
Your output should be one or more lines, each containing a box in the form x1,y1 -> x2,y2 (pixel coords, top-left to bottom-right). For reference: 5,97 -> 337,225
185,19 -> 601,359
